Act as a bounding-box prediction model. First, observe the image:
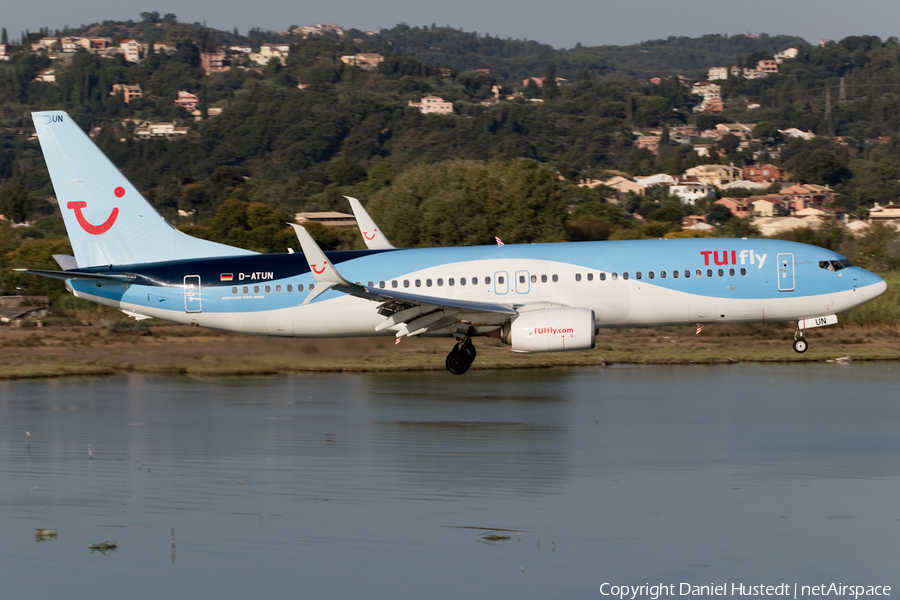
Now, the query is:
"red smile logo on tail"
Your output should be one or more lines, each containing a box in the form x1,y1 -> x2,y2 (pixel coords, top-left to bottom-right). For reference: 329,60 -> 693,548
67,186 -> 123,235
312,261 -> 327,274
364,229 -> 377,240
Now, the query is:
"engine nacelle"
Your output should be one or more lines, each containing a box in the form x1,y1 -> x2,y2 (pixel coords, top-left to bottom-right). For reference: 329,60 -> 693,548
501,307 -> 596,353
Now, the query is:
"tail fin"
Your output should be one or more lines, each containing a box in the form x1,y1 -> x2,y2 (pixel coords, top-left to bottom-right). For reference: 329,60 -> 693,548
32,111 -> 254,267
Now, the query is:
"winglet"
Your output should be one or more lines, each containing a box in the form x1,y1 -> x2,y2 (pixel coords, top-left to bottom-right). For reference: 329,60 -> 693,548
345,196 -> 396,250
289,223 -> 354,286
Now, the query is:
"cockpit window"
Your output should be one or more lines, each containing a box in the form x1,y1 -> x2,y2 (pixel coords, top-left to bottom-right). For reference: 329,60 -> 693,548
819,259 -> 854,272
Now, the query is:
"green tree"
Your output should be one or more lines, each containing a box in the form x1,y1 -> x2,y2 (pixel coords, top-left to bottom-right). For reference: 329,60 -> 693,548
543,60 -> 558,98
706,203 -> 734,225
0,183 -> 33,223
788,148 -> 852,186
567,215 -> 614,241
751,121 -> 780,141
718,216 -> 761,238
369,159 -> 565,247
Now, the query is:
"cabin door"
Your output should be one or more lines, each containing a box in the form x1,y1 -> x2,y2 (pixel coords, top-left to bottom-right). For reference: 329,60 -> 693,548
184,275 -> 202,313
777,253 -> 795,292
494,271 -> 509,295
515,270 -> 531,294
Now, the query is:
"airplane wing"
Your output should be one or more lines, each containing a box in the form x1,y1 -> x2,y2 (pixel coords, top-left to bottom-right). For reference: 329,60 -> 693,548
289,224 -> 515,338
13,268 -> 136,283
345,196 -> 397,250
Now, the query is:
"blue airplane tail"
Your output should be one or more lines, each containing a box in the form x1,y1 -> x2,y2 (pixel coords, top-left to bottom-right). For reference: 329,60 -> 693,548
32,111 -> 255,267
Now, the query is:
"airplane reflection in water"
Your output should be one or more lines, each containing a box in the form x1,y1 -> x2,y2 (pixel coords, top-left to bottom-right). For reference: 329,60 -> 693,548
18,111 -> 887,374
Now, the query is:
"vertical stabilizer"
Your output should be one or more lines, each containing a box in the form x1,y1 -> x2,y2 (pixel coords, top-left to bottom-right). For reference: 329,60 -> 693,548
32,111 -> 255,267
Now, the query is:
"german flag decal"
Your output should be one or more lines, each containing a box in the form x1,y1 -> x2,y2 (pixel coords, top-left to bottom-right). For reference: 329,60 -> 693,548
220,273 -> 234,282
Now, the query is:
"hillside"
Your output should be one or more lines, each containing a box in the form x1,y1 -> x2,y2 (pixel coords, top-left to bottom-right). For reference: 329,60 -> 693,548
1,16 -> 899,300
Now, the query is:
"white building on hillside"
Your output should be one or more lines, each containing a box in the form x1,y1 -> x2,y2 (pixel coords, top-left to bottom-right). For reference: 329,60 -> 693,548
634,173 -> 676,187
670,183 -> 716,205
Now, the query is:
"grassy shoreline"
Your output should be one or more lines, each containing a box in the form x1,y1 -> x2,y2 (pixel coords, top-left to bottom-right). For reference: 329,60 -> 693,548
2,322 -> 899,380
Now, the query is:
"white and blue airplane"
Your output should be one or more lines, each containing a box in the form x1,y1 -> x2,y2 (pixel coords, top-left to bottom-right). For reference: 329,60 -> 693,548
17,110 -> 888,374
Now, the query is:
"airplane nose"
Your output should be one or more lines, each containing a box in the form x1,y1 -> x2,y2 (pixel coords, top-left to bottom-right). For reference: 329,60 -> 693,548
860,270 -> 887,300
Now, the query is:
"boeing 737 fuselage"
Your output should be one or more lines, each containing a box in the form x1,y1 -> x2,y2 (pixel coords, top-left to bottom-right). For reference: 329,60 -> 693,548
18,111 -> 888,374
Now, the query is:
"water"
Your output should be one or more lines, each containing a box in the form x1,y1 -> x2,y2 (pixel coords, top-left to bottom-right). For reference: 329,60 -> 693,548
1,364 -> 899,599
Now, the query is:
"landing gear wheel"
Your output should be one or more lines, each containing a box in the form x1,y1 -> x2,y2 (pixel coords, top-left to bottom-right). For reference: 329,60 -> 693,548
793,338 -> 808,353
462,339 -> 476,362
446,350 -> 471,375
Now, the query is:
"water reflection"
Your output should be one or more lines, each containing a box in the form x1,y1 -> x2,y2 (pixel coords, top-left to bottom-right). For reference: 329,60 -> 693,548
1,364 -> 899,598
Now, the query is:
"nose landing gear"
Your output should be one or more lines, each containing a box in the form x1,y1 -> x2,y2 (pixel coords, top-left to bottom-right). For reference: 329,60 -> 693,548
446,338 -> 476,375
793,330 -> 808,353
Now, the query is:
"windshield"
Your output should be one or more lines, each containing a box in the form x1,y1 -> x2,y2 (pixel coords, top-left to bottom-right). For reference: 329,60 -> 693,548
818,259 -> 854,272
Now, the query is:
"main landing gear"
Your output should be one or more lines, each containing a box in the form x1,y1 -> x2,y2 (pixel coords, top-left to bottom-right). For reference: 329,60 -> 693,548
446,338 -> 476,375
793,330 -> 808,353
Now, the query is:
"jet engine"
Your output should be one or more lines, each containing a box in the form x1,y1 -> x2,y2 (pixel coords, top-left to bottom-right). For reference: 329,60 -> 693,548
501,307 -> 596,353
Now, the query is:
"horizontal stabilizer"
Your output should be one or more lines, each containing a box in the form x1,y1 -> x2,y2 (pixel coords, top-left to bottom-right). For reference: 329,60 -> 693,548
13,268 -> 136,283
52,254 -> 78,270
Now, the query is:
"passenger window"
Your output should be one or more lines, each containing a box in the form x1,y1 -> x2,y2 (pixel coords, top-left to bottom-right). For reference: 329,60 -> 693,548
231,286 -> 238,294
575,273 -> 582,281
404,280 -> 410,288
623,272 -> 629,280
729,268 -> 735,276
437,278 -> 443,286
461,278 -> 467,285
520,275 -> 526,283
472,277 -> 478,285
636,271 -> 642,280
485,276 -> 491,284
254,285 -> 260,293
287,284 -> 293,292
415,279 -> 421,287
264,285 -> 271,293
531,275 -> 537,283
492,277 -> 498,285
707,269 -> 713,277
740,268 -> 747,276
649,271 -> 655,279
587,273 -> 593,281
379,281 -> 385,288
298,284 -> 304,292
243,286 -> 249,294
541,275 -> 547,283
612,272 -> 618,281
426,279 -> 432,287
600,272 -> 606,281
449,278 -> 455,286
673,271 -> 679,279
718,269 -> 724,277
661,271 -> 667,279
367,281 -> 373,288
309,283 -> 315,290
392,280 -> 398,288
276,284 -> 282,292
684,270 -> 690,278
552,274 -> 558,282
696,270 -> 702,278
